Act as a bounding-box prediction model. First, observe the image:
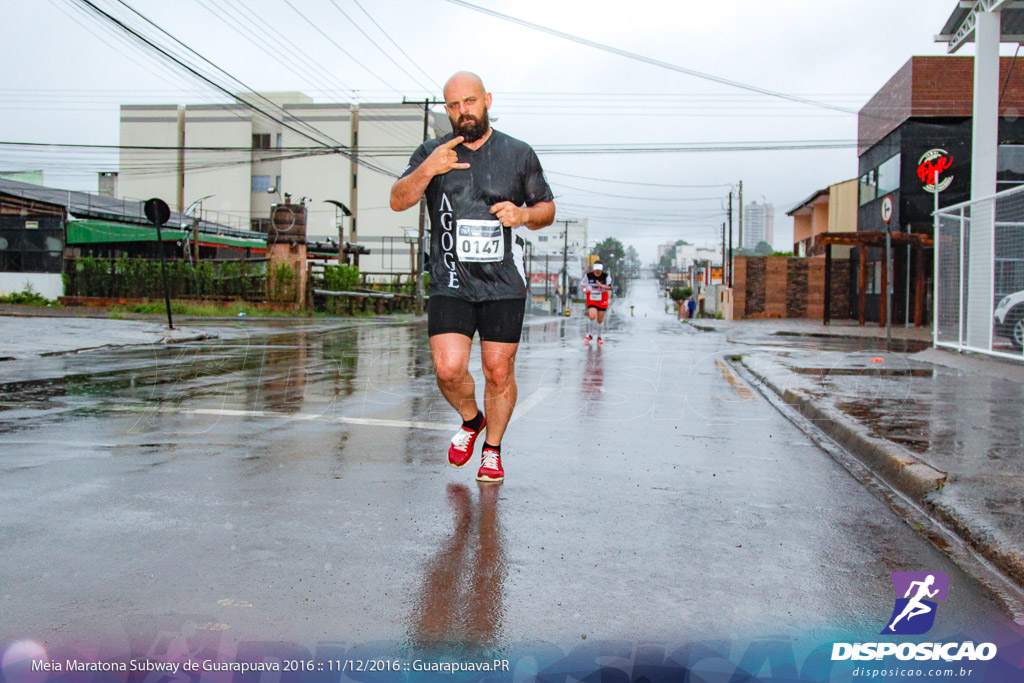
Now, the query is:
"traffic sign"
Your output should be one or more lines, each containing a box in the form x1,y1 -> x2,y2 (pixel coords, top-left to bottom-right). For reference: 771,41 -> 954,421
881,195 -> 893,224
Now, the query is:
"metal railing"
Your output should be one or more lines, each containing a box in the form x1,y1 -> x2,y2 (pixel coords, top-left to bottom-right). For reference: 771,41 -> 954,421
934,184 -> 1024,360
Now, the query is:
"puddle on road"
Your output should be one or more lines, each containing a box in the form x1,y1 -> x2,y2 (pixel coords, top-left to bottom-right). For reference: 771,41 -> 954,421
764,334 -> 931,354
791,367 -> 934,378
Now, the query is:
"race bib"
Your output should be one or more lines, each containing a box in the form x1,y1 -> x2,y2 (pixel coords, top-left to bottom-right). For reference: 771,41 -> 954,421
456,219 -> 504,263
588,290 -> 604,302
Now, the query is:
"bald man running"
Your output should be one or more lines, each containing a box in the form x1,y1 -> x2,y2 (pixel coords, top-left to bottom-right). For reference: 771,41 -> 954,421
390,71 -> 555,483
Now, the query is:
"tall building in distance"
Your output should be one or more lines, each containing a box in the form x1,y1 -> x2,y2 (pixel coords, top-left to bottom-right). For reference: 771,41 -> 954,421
742,201 -> 775,250
118,93 -> 450,273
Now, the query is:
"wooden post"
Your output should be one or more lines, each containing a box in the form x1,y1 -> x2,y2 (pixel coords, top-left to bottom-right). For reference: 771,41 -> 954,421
824,243 -> 832,326
858,246 -> 867,326
306,262 -> 314,317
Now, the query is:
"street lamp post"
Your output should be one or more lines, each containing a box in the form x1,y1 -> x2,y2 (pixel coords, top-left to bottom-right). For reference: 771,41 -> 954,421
183,194 -> 214,265
323,199 -> 352,265
402,227 -> 419,309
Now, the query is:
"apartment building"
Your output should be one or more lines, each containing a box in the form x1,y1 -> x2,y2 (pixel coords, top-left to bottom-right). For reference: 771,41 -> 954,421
741,201 -> 775,250
119,93 -> 449,273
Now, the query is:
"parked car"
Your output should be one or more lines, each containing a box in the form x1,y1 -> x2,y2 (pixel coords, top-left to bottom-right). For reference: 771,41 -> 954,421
994,289 -> 1024,350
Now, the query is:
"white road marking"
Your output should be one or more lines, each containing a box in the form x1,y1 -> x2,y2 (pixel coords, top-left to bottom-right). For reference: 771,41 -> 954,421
510,385 -> 555,423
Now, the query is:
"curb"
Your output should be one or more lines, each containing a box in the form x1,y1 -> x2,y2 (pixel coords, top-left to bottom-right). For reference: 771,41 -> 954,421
736,355 -> 1024,592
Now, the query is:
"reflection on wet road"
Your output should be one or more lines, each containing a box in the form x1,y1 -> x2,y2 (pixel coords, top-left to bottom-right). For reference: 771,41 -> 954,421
0,282 -> 1017,654
409,483 -> 505,651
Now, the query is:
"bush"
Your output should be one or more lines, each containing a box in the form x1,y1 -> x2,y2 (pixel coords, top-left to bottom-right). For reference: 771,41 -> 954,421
65,257 -> 267,300
669,286 -> 692,302
322,264 -> 360,314
0,283 -> 55,306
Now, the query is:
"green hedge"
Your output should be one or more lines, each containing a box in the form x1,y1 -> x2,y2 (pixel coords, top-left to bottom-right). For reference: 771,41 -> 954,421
64,257 -> 265,300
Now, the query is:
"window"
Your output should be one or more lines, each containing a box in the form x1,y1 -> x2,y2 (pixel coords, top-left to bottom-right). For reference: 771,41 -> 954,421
275,133 -> 283,148
859,169 -> 877,205
859,153 -> 900,205
252,133 -> 271,149
876,153 -> 900,196
275,176 -> 281,192
998,145 -> 1024,188
251,175 -> 271,192
0,217 -> 63,273
537,235 -> 548,242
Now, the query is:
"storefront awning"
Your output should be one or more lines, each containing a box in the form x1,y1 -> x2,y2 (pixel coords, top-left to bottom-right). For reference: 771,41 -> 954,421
66,219 -> 187,244
67,219 -> 267,250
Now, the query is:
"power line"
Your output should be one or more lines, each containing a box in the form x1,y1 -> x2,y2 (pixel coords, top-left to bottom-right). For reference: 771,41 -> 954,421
70,0 -> 399,178
440,0 -> 859,115
545,170 -> 733,189
324,0 -> 435,93
351,0 -> 441,90
281,0 -> 402,95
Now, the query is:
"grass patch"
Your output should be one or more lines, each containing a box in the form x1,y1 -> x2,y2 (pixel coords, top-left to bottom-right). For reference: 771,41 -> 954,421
0,284 -> 58,307
109,300 -> 298,317
728,354 -> 743,362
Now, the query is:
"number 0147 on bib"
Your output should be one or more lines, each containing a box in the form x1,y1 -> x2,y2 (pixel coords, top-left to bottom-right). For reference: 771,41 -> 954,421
456,219 -> 504,263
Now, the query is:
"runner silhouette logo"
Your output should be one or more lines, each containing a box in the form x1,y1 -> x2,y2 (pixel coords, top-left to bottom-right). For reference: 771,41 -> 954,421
881,572 -> 949,635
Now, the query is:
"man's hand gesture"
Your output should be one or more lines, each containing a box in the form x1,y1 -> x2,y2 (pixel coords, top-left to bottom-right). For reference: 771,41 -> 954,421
424,136 -> 470,177
489,201 -> 522,227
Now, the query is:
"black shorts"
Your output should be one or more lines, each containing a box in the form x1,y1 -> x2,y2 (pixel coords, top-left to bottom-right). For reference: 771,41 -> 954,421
428,296 -> 526,344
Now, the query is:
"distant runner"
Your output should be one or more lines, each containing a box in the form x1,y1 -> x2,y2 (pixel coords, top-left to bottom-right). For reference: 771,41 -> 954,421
582,261 -> 612,345
389,71 -> 555,483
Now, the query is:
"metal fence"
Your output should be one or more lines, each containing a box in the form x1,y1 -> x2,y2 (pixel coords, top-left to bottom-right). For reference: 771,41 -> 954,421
934,184 -> 1024,360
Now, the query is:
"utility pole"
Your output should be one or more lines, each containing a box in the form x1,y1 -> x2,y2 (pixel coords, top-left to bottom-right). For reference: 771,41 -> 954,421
404,97 -> 443,316
738,180 -> 744,251
727,191 -> 734,288
721,221 -> 726,285
350,106 -> 360,268
556,218 -> 579,315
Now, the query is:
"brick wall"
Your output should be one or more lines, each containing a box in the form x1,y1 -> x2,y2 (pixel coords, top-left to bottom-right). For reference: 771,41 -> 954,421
734,255 -> 844,320
830,259 -> 850,320
858,56 -> 1024,155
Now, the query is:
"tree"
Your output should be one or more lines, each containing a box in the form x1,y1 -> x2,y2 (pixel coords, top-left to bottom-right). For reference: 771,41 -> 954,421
593,237 -> 631,296
754,240 -> 774,256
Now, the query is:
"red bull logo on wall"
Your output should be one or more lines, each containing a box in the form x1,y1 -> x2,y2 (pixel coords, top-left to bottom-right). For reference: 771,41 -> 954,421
917,148 -> 953,193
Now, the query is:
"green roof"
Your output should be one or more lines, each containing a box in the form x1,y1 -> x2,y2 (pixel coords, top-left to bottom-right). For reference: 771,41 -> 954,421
67,219 -> 187,244
67,219 -> 266,250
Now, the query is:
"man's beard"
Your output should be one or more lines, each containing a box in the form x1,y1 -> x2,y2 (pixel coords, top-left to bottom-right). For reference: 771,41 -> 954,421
453,109 -> 489,143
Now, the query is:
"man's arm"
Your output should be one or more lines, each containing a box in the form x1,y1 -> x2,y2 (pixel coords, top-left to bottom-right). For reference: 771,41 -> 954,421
489,200 -> 555,230
389,136 -> 468,212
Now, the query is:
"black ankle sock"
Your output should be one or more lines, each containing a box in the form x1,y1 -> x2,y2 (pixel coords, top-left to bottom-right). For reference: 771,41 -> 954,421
482,443 -> 501,454
463,411 -> 484,432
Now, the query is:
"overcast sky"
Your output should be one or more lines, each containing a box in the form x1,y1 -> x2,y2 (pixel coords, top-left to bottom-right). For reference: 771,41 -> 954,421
0,0 -> 1000,261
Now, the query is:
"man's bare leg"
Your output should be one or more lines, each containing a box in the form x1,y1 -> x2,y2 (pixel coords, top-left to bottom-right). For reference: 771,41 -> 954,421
430,333 -> 479,421
480,341 -> 519,445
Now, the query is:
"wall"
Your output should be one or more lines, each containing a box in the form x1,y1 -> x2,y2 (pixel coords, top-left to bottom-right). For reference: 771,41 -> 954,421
828,179 -> 858,232
733,255 -> 834,320
119,105 -> 183,210
184,105 -> 252,229
281,103 -> 352,242
0,272 -> 63,299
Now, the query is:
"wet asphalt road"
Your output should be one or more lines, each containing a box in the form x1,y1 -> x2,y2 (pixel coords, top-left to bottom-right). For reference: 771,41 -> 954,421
0,279 -> 1016,655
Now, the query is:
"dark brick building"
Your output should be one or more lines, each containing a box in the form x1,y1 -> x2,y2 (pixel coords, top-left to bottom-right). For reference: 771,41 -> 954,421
855,55 -> 1024,323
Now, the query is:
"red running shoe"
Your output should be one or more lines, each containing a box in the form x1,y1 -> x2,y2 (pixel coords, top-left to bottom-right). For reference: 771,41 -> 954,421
476,447 -> 504,483
597,337 -> 604,346
584,334 -> 593,344
448,417 -> 485,468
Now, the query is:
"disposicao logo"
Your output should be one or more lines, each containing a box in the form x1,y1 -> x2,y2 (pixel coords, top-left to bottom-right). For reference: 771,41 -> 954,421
831,571 -> 998,662
882,571 -> 948,635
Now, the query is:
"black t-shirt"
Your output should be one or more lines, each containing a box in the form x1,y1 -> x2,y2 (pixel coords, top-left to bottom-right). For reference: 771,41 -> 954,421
583,271 -> 612,289
400,129 -> 554,302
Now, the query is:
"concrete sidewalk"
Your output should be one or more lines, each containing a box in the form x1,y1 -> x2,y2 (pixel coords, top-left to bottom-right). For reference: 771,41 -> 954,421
0,314 -> 211,360
694,319 -> 1024,593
